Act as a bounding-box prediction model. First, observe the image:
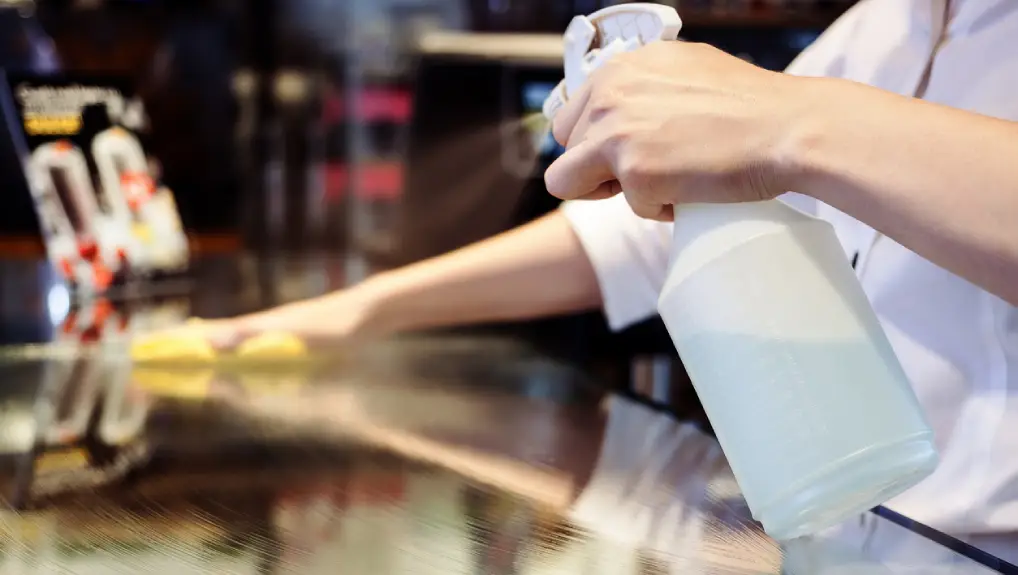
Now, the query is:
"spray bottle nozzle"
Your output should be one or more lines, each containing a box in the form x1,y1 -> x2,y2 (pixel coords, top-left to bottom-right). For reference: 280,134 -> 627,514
542,4 -> 683,122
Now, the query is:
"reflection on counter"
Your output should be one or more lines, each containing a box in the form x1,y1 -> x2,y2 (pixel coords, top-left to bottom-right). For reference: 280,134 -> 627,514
0,335 -> 1013,574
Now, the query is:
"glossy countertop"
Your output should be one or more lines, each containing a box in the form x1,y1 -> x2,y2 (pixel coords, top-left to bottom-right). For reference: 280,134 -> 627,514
0,255 -> 1015,573
0,332 -> 1013,574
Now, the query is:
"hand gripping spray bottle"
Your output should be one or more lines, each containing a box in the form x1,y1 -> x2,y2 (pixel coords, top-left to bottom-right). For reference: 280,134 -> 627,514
543,4 -> 939,540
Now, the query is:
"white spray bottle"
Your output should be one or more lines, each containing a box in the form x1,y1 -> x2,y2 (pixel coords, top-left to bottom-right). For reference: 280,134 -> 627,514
543,4 -> 938,541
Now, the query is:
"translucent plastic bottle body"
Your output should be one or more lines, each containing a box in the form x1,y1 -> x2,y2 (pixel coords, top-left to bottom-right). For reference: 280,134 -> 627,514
657,200 -> 939,541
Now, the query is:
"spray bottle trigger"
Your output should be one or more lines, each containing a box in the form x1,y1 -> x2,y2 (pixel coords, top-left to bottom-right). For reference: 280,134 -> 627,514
587,37 -> 643,73
543,81 -> 568,121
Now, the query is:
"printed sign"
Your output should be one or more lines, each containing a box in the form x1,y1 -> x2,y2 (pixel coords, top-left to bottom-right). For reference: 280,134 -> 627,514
0,73 -> 189,296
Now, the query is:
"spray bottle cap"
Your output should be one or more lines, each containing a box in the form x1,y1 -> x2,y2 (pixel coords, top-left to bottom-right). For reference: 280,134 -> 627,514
542,4 -> 683,123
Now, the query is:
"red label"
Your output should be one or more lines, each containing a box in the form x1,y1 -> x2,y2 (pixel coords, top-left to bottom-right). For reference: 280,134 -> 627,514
324,164 -> 348,202
354,162 -> 404,201
78,239 -> 99,261
323,89 -> 413,124
121,172 -> 156,210
356,88 -> 412,123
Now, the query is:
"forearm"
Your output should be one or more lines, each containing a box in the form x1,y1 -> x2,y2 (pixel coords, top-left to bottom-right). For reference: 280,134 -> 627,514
350,210 -> 603,336
787,77 -> 1018,305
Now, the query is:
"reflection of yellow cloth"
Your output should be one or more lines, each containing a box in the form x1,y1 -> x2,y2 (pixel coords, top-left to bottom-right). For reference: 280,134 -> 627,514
238,372 -> 306,396
132,369 -> 214,400
35,448 -> 88,474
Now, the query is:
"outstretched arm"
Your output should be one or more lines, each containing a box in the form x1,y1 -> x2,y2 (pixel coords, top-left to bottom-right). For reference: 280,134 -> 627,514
208,210 -> 604,344
356,210 -> 603,335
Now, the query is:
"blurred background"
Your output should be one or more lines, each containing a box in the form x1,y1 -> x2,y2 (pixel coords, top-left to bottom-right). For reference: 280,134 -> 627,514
0,0 -> 855,256
0,0 -> 858,403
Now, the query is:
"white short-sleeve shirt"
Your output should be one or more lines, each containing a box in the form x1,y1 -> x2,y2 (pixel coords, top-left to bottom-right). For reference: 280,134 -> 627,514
561,0 -> 1018,538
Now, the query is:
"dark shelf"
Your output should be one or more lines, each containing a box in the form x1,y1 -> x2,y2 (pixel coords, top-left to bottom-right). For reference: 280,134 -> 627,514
679,7 -> 850,29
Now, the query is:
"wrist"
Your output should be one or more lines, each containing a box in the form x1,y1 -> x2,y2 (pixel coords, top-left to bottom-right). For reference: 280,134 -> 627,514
770,76 -> 848,203
344,271 -> 405,338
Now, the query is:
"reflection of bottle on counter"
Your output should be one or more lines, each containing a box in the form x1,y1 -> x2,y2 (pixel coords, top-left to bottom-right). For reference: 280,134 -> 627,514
45,351 -> 103,447
23,347 -> 151,503
96,366 -> 149,449
46,297 -> 140,447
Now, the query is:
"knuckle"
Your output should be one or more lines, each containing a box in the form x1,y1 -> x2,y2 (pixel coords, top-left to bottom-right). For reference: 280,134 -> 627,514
616,152 -> 652,187
598,126 -> 630,157
588,79 -> 618,108
588,96 -> 614,120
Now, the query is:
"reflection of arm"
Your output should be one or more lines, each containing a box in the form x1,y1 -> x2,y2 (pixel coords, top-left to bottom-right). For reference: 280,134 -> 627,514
789,79 -> 1018,305
249,390 -> 577,509
357,211 -> 602,336
352,419 -> 576,509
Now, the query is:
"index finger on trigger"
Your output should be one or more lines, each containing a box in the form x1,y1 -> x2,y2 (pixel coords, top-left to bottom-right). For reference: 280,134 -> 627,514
544,139 -> 615,201
551,81 -> 593,147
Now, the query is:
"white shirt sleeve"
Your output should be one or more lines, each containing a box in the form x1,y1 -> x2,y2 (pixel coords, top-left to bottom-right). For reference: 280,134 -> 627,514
558,2 -> 870,331
561,195 -> 673,331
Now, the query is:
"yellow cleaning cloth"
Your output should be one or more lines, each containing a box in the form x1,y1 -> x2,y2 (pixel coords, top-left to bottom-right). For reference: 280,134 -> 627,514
131,319 -> 308,363
132,368 -> 215,400
130,329 -> 216,363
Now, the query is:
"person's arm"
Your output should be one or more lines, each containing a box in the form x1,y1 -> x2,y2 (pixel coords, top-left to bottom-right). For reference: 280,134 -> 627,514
357,210 -> 603,335
219,210 -> 603,343
785,77 -> 1018,305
